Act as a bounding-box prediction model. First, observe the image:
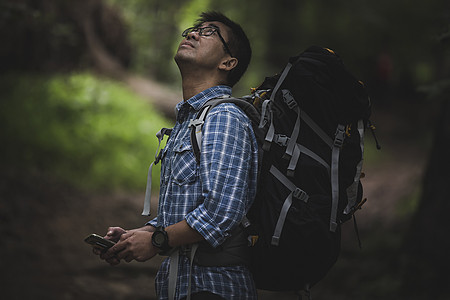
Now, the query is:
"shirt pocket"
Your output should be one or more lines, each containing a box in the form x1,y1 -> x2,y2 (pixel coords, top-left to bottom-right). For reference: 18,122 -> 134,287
171,136 -> 198,185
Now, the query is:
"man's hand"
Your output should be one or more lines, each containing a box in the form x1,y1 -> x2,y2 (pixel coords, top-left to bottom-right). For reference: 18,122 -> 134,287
91,227 -> 126,265
108,231 -> 159,263
93,225 -> 157,266
91,227 -> 126,256
105,226 -> 127,242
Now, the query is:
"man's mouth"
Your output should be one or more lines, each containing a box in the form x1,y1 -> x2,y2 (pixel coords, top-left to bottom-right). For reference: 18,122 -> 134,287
180,41 -> 194,49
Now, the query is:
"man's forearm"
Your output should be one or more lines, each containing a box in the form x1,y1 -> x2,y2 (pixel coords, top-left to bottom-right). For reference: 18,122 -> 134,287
165,219 -> 205,248
137,225 -> 156,232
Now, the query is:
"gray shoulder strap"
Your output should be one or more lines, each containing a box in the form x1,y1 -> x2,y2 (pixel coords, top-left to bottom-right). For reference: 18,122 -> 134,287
168,244 -> 199,300
189,97 -> 260,164
188,106 -> 210,164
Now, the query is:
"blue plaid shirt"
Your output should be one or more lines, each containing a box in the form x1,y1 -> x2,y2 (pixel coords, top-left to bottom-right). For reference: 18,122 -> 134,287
148,86 -> 259,299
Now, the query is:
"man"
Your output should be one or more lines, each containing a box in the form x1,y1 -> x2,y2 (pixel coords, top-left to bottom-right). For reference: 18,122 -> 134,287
95,11 -> 258,300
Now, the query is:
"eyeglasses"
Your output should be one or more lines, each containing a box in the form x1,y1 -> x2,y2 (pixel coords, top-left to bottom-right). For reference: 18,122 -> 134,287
181,25 -> 233,57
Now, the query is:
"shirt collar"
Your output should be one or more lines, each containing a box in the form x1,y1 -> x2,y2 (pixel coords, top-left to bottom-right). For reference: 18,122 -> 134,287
176,85 -> 232,113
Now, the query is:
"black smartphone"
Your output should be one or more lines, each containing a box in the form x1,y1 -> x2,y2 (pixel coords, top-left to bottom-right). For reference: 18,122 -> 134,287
84,233 -> 116,251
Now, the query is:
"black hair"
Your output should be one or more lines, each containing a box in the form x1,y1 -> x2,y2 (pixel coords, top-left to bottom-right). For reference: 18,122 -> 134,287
195,11 -> 252,87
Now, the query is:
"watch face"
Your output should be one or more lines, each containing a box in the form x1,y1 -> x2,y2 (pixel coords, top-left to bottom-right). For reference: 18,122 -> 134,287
154,232 -> 165,245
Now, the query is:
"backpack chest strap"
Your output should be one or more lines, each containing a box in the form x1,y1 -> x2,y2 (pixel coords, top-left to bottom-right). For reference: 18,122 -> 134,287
142,127 -> 172,216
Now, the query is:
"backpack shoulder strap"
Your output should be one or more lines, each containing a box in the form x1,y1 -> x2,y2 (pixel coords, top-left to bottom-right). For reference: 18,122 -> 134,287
189,97 -> 260,164
188,104 -> 212,164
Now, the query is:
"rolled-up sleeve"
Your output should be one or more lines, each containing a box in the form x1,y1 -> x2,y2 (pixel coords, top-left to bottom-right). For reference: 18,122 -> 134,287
185,104 -> 256,248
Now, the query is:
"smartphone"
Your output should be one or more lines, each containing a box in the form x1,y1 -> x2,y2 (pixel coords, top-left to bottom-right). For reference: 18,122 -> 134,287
84,233 -> 116,251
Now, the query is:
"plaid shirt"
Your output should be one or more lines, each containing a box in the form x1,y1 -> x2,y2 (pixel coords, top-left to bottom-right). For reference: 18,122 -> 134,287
148,86 -> 259,299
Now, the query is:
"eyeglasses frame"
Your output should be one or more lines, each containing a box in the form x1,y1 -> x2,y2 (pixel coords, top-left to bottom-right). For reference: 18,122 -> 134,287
181,25 -> 233,58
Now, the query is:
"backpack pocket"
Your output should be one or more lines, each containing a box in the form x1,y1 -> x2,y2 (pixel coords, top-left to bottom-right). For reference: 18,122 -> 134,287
250,193 -> 340,290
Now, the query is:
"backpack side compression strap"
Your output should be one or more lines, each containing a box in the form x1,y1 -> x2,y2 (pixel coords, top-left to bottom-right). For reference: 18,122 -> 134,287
344,119 -> 365,215
330,124 -> 346,231
269,165 -> 309,246
262,57 -> 303,151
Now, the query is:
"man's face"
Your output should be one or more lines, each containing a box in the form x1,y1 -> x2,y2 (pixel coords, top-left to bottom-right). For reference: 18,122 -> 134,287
174,21 -> 232,69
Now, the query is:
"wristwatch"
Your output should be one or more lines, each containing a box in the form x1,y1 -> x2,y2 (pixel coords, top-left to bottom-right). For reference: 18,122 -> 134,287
151,226 -> 172,255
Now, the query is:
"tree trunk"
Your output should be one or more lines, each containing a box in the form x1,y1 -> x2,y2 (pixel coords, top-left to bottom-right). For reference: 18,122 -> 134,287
402,87 -> 450,299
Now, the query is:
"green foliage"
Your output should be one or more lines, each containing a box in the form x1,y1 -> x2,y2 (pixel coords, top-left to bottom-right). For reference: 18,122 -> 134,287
0,73 -> 172,191
176,0 -> 212,30
106,0 -> 185,83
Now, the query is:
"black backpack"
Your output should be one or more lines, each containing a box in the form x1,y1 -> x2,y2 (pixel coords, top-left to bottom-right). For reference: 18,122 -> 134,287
187,46 -> 374,292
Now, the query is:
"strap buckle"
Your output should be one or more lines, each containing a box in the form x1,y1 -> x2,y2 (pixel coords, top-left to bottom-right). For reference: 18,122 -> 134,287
334,125 -> 346,148
293,188 -> 309,202
282,89 -> 297,109
188,119 -> 204,128
155,150 -> 164,164
274,134 -> 289,147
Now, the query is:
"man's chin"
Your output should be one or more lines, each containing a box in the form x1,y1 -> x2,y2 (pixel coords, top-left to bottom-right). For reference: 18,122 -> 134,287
174,51 -> 195,65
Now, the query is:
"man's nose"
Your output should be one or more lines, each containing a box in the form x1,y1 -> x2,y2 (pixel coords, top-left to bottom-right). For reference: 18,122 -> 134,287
186,30 -> 199,40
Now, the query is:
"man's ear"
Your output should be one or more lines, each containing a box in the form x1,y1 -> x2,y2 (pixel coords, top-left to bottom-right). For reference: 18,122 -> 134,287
219,57 -> 238,71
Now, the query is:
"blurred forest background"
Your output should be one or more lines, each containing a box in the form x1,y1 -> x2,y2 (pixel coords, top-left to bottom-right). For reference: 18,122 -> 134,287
1,0 -> 450,299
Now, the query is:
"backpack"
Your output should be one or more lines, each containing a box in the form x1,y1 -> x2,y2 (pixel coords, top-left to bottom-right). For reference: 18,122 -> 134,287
187,46 -> 374,292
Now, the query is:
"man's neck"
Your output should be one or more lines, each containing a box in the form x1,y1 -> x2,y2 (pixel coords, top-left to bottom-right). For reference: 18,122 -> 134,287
179,67 -> 225,101
181,81 -> 217,101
